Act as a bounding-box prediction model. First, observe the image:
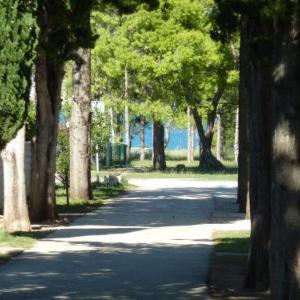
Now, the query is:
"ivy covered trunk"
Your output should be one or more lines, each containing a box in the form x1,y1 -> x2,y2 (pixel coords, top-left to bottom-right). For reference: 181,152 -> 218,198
153,120 -> 166,171
30,50 -> 64,222
70,47 -> 92,202
270,6 -> 300,298
2,127 -> 30,232
244,15 -> 272,291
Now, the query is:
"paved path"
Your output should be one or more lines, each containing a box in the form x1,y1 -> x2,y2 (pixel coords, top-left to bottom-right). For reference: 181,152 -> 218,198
0,179 -> 238,300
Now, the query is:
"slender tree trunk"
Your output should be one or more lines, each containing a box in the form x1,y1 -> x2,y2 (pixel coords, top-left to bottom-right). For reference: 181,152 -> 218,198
153,120 -> 167,171
110,108 -> 115,143
30,50 -> 64,222
2,127 -> 30,232
243,15 -> 272,291
0,158 -> 3,214
234,108 -> 239,163
205,85 -> 226,148
69,48 -> 92,202
216,113 -> 224,161
124,105 -> 130,164
116,113 -> 122,143
192,108 -> 224,171
164,126 -> 171,149
140,115 -> 146,161
187,107 -> 194,162
270,8 -> 300,298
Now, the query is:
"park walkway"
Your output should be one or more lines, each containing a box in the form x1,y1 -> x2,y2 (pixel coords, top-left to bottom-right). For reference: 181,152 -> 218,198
0,179 -> 238,300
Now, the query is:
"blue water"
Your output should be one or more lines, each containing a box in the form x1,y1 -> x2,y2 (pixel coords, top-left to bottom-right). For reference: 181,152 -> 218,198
131,126 -> 199,150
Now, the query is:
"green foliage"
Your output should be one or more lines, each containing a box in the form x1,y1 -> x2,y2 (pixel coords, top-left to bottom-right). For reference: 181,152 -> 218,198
0,1 -> 37,150
56,128 -> 70,188
25,103 -> 36,141
92,1 -> 231,122
37,0 -> 95,61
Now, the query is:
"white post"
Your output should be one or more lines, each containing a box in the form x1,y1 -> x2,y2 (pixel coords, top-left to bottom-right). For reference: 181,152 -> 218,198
96,144 -> 100,183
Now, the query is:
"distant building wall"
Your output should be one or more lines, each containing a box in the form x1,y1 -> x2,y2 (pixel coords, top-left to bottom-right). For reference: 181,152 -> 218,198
0,142 -> 32,214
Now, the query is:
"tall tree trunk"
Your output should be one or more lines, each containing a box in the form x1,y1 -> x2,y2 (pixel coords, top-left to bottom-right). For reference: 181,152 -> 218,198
70,47 -> 92,202
2,127 -> 30,232
116,113 -> 122,143
216,113 -> 224,161
140,115 -> 146,161
270,7 -> 300,298
187,107 -> 194,162
0,157 -> 3,214
164,125 -> 171,149
30,50 -> 64,222
234,108 -> 239,163
243,15 -> 272,291
192,108 -> 224,171
110,108 -> 115,143
153,120 -> 167,171
124,67 -> 130,164
237,19 -> 250,215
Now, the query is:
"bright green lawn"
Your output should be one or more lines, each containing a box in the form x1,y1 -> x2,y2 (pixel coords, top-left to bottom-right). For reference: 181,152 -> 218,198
56,182 -> 128,214
213,230 -> 250,253
0,229 -> 36,249
99,159 -> 238,181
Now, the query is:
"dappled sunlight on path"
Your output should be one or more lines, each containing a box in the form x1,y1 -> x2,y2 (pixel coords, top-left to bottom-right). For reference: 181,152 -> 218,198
0,179 -> 239,300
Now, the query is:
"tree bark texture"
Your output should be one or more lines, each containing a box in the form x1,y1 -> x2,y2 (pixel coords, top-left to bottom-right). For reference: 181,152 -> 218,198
124,106 -> 130,164
234,108 -> 239,163
237,18 -> 250,215
140,116 -> 146,161
216,113 -> 225,161
164,126 -> 171,149
192,108 -> 224,171
1,127 -> 30,232
205,85 -> 226,149
242,15 -> 272,291
116,113 -> 122,143
30,50 -> 64,222
187,107 -> 194,162
110,108 -> 115,143
70,47 -> 92,202
270,8 -> 300,298
153,120 -> 167,171
124,67 -> 130,164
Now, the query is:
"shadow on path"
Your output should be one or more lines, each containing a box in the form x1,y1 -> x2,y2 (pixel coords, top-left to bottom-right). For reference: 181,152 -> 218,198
0,181 -> 237,300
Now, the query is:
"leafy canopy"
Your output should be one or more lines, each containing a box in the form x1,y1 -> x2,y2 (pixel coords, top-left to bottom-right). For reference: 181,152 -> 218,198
0,0 -> 37,150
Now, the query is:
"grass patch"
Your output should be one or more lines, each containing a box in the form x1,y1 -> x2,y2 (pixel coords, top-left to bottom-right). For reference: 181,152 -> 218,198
124,171 -> 237,181
0,229 -> 36,249
0,228 -> 36,263
210,230 -> 269,299
214,230 -> 250,253
99,159 -> 238,181
56,182 -> 128,214
0,253 -> 10,265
